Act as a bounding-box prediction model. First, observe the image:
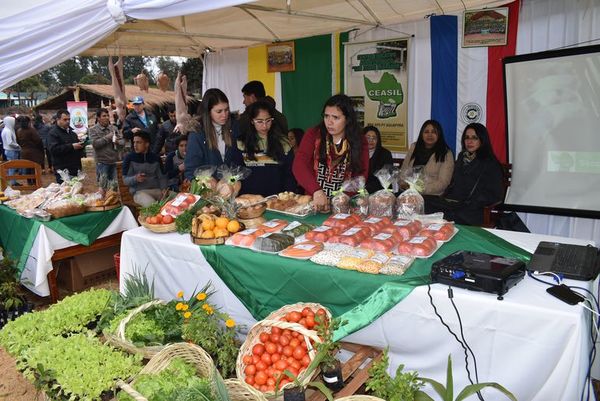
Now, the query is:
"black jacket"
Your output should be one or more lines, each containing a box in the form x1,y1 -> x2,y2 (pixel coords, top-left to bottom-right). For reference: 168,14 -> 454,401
123,110 -> 159,149
366,146 -> 393,193
48,125 -> 83,172
153,120 -> 179,155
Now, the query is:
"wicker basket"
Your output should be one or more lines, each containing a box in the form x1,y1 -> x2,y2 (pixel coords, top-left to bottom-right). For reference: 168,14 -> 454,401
103,300 -> 170,359
335,397 -> 386,401
116,342 -> 216,401
236,303 -> 332,400
237,204 -> 267,219
138,216 -> 177,233
225,378 -> 269,401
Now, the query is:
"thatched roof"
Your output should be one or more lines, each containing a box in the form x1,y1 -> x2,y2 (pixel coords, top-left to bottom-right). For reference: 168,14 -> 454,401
34,84 -> 196,111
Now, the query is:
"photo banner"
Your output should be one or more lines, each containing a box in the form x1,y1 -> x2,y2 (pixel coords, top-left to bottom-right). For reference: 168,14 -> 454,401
344,38 -> 409,152
66,101 -> 88,135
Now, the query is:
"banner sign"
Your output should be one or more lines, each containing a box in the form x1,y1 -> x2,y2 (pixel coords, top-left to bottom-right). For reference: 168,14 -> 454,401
345,38 -> 409,152
66,101 -> 88,136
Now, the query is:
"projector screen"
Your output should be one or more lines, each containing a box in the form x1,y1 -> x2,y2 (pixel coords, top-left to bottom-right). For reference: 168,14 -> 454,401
504,44 -> 600,218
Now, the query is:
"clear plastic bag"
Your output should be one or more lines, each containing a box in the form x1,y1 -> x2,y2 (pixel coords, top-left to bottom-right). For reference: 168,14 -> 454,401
215,165 -> 251,201
368,167 -> 399,217
190,165 -> 217,195
396,167 -> 425,219
350,176 -> 369,217
331,181 -> 352,214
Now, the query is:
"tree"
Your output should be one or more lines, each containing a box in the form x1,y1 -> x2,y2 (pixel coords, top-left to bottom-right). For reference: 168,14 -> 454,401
180,58 -> 203,96
79,73 -> 111,85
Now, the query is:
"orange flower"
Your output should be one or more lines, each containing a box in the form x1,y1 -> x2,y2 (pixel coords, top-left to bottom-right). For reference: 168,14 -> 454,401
175,302 -> 184,311
184,311 -> 192,319
177,291 -> 184,298
225,319 -> 235,328
196,292 -> 207,301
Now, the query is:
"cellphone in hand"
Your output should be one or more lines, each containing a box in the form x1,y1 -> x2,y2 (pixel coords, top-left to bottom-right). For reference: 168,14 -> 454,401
546,284 -> 584,305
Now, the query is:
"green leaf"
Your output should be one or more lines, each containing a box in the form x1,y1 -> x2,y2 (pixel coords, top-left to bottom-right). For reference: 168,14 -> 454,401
455,383 -> 517,401
306,381 -> 334,401
414,390 -> 436,401
419,378 -> 449,401
446,355 -> 453,401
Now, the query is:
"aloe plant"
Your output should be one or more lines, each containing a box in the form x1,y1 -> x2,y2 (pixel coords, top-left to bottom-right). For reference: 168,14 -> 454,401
415,355 -> 517,401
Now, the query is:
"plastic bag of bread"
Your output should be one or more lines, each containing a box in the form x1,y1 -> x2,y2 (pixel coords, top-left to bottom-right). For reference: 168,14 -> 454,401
368,167 -> 400,218
190,165 -> 217,195
215,165 -> 250,201
397,167 -> 425,219
331,186 -> 351,214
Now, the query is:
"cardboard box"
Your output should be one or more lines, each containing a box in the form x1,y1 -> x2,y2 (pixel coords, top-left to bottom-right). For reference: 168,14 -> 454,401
56,245 -> 119,292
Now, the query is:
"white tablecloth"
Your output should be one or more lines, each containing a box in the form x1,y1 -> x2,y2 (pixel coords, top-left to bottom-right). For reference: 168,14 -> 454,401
21,207 -> 138,296
120,227 -> 595,401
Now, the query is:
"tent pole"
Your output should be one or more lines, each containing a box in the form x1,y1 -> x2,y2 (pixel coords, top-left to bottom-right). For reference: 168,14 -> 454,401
118,29 -> 272,43
237,4 -> 377,26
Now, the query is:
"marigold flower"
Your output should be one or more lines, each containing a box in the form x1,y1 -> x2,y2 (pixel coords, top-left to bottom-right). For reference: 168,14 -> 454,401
204,305 -> 214,315
181,304 -> 189,311
196,292 -> 207,301
175,302 -> 184,311
177,291 -> 184,298
184,311 -> 192,319
225,319 -> 235,328
202,304 -> 210,310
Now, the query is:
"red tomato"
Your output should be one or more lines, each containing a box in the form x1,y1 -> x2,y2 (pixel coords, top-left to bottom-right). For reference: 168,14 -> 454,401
256,361 -> 268,372
260,384 -> 268,392
270,333 -> 280,343
293,346 -> 306,360
243,355 -> 253,365
259,332 -> 270,343
187,194 -> 197,204
179,201 -> 190,210
301,355 -> 311,367
265,342 -> 278,355
282,346 -> 293,357
162,214 -> 174,224
270,353 -> 281,363
252,344 -> 265,356
252,354 -> 260,364
148,216 -> 158,224
267,377 -> 276,387
316,308 -> 327,317
287,366 -> 299,377
245,364 -> 256,375
289,338 -> 300,348
305,316 -> 315,329
282,329 -> 292,338
271,327 -> 282,335
279,335 -> 290,346
155,214 -> 163,224
275,359 -> 288,371
261,352 -> 272,364
255,371 -> 268,385
245,375 -> 255,385
302,307 -> 312,317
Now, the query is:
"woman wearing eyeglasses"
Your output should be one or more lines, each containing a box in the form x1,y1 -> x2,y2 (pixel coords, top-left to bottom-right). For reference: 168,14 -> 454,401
424,123 -> 503,225
292,94 -> 369,212
184,88 -> 240,180
234,100 -> 295,196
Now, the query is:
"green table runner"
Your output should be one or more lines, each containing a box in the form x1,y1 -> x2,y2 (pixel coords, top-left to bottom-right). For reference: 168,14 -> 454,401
0,205 -> 124,274
200,212 -> 531,339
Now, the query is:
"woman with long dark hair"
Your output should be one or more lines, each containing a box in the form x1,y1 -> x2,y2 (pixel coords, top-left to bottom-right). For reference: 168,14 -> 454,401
424,123 -> 503,225
364,126 -> 393,193
235,100 -> 295,196
292,94 -> 369,211
184,88 -> 240,180
400,120 -> 454,195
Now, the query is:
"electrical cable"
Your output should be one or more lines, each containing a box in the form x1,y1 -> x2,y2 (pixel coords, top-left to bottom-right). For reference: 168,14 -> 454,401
426,285 -> 480,397
448,287 -> 485,401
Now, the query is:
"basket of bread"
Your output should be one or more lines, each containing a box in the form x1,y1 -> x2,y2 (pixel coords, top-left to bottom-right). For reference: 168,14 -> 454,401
266,192 -> 314,217
235,194 -> 268,219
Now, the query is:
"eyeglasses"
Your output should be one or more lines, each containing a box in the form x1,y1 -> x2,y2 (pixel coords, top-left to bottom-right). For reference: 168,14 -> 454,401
253,118 -> 274,125
464,136 -> 480,141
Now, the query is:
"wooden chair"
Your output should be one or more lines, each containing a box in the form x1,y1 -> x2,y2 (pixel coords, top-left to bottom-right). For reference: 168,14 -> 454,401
0,159 -> 42,192
482,163 -> 512,228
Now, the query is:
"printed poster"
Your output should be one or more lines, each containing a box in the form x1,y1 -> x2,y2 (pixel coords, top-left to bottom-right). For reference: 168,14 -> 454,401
66,101 -> 88,136
345,38 -> 409,152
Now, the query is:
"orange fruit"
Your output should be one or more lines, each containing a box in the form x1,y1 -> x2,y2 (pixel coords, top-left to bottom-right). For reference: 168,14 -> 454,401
200,230 -> 215,239
227,220 -> 241,233
201,218 -> 215,231
214,227 -> 229,238
215,216 -> 230,229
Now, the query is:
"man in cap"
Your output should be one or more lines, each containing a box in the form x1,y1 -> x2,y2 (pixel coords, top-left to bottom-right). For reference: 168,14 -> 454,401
123,95 -> 159,152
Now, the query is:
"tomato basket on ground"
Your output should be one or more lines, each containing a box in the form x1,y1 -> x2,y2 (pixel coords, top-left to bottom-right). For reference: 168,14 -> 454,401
236,303 -> 332,399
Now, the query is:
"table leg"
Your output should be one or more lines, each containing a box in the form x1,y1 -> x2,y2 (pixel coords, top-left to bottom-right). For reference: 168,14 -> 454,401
47,266 -> 59,303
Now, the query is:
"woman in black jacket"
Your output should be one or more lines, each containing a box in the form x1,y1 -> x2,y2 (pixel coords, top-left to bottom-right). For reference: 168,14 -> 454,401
424,123 -> 504,225
364,126 -> 393,193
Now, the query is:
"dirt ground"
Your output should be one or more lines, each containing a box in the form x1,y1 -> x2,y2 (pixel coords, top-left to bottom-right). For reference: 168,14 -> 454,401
0,348 -> 40,401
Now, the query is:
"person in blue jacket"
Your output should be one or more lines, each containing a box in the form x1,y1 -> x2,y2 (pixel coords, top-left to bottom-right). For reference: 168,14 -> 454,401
234,100 -> 295,196
184,88 -> 240,180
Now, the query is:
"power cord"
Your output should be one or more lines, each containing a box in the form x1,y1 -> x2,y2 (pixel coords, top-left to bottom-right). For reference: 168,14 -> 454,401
427,284 -> 484,401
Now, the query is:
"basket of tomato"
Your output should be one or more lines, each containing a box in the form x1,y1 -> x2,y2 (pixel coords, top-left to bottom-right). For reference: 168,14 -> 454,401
236,303 -> 332,399
138,213 -> 176,233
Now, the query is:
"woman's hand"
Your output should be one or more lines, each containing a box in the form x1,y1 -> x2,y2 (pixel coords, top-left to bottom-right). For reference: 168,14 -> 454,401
312,190 -> 330,212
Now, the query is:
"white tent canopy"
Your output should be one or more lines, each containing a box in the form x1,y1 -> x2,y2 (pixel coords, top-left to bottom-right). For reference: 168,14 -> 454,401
0,0 -> 506,91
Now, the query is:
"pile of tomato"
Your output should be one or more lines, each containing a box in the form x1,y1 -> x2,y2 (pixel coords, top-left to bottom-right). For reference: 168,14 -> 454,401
239,307 -> 329,393
144,213 -> 174,225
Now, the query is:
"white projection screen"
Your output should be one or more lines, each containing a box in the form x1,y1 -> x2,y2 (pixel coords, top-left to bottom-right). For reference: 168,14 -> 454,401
504,45 -> 600,218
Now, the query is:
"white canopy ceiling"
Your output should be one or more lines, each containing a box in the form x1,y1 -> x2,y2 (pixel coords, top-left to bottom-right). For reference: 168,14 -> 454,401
0,0 -> 506,90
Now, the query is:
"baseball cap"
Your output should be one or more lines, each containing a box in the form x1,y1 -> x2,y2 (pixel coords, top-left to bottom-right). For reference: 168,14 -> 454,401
132,96 -> 144,104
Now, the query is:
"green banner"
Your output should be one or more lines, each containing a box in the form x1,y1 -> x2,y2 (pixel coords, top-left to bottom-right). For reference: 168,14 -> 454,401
282,34 -> 333,131
0,206 -> 124,274
200,212 -> 530,340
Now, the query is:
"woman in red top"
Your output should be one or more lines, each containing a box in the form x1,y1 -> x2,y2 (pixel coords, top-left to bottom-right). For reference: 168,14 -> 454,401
292,94 -> 369,212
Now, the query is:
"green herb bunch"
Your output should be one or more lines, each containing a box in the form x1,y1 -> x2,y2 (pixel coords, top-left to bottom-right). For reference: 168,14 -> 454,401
366,348 -> 424,401
179,285 -> 240,377
0,288 -> 114,357
313,316 -> 346,371
117,357 -> 215,401
20,332 -> 141,401
0,255 -> 25,310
